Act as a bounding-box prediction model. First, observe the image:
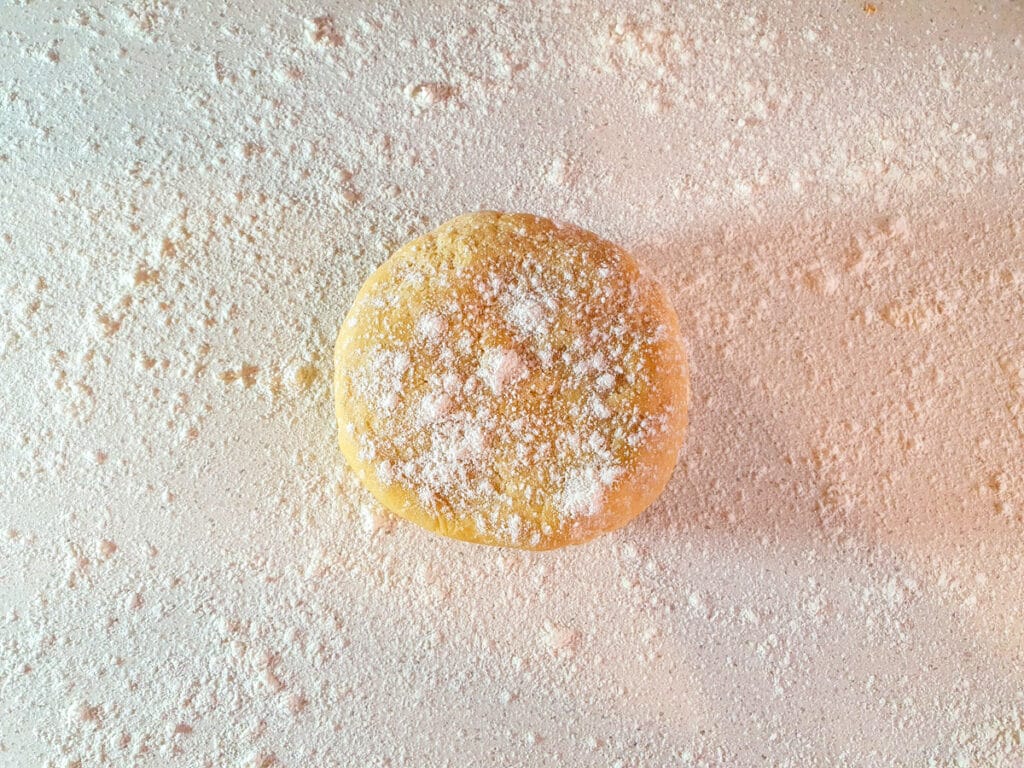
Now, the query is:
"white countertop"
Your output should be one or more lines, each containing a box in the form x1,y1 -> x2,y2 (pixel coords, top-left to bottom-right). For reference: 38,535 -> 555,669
2,1 -> 1023,765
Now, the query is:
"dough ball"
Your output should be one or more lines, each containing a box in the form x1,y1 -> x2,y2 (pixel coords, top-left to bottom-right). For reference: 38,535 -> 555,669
335,211 -> 688,549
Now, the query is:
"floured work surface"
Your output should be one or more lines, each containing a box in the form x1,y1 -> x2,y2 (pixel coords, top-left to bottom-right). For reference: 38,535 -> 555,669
1,1 -> 1022,766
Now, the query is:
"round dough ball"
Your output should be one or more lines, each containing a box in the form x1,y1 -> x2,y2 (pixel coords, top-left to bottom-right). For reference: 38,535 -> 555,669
335,212 -> 689,549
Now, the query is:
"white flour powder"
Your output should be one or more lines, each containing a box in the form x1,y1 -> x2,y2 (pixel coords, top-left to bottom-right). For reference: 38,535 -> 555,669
1,1 -> 1023,766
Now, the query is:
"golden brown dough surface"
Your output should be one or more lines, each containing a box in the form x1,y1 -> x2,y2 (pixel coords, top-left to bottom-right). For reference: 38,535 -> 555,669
335,211 -> 689,549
